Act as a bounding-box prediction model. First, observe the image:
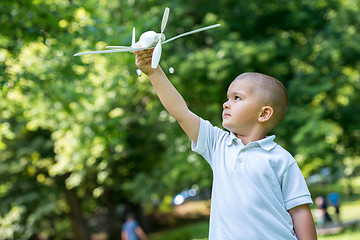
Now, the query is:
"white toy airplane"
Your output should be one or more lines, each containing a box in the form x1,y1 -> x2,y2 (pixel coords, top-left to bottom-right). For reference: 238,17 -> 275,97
74,7 -> 220,76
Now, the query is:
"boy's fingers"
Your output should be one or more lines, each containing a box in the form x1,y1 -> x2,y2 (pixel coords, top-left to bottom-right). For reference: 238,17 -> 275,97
135,53 -> 148,63
135,51 -> 153,61
134,48 -> 154,70
137,50 -> 153,58
136,56 -> 152,68
135,53 -> 150,62
134,48 -> 153,55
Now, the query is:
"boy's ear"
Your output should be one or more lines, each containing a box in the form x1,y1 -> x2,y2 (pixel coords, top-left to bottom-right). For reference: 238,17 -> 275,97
258,106 -> 273,123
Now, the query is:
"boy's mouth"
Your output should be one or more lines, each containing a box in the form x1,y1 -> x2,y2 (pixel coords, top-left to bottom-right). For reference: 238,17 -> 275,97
223,112 -> 231,118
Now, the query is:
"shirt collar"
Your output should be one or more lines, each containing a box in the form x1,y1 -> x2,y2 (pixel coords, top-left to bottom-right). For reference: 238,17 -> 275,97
227,133 -> 277,151
257,135 -> 277,151
227,132 -> 239,146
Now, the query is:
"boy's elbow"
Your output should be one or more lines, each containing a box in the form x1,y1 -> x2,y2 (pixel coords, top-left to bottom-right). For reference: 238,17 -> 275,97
170,105 -> 191,121
176,111 -> 200,142
175,109 -> 194,123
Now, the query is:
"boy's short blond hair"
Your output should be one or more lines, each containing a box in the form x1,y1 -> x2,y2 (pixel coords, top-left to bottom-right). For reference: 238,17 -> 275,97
235,72 -> 288,131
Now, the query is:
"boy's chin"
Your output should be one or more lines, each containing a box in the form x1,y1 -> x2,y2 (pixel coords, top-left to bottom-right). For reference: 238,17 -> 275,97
222,122 -> 231,131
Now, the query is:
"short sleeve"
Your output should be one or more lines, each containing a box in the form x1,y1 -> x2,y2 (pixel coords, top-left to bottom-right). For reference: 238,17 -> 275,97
191,118 -> 223,167
282,162 -> 313,210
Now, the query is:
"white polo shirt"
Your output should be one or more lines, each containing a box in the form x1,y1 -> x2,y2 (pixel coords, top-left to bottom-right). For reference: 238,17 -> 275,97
192,119 -> 312,240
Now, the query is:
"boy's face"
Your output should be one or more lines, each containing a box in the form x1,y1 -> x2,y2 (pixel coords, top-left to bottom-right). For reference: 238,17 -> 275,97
222,78 -> 263,135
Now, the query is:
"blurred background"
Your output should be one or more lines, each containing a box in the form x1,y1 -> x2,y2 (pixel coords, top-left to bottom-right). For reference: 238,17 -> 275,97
1,0 -> 359,239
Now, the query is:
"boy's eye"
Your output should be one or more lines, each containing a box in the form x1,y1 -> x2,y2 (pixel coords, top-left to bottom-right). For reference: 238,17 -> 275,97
235,96 -> 241,100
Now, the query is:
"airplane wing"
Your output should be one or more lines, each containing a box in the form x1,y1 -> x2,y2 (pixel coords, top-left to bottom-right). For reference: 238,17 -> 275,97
74,46 -> 153,56
163,24 -> 221,44
106,46 -> 153,51
106,46 -> 133,49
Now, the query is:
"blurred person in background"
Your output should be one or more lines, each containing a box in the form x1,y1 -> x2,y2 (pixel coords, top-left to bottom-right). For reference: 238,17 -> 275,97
122,213 -> 147,240
327,192 -> 341,223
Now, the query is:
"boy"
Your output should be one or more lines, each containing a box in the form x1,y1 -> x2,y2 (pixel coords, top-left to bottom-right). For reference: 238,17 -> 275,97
134,49 -> 317,239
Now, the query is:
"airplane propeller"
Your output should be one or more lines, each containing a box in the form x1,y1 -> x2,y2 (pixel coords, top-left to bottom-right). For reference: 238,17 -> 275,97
74,7 -> 220,76
132,27 -> 136,46
161,7 -> 169,33
151,7 -> 169,69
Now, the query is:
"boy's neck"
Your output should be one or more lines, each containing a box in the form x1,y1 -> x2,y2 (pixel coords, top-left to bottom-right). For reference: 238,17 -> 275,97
235,132 -> 267,146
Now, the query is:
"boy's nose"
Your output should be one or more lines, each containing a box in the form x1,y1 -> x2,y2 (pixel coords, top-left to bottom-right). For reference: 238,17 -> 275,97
223,101 -> 230,109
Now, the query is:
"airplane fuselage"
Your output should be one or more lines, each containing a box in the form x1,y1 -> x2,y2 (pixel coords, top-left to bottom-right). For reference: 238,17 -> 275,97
134,31 -> 165,48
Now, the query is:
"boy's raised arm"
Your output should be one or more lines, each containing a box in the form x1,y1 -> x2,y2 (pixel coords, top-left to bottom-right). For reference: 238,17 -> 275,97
134,49 -> 200,144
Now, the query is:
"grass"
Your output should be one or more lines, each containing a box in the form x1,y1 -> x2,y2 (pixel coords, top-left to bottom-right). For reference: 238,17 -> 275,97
148,220 -> 360,240
149,195 -> 360,240
318,229 -> 360,240
149,220 -> 209,240
316,198 -> 360,240
337,200 -> 360,222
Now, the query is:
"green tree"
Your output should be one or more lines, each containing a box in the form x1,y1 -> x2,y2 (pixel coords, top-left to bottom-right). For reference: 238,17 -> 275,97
1,0 -> 171,238
1,0 -> 360,239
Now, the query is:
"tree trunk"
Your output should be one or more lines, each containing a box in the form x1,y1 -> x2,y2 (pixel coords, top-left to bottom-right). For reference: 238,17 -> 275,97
64,188 -> 90,240
106,188 -> 122,240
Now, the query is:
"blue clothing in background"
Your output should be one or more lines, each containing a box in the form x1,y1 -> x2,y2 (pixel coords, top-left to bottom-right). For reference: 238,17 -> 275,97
122,220 -> 140,240
327,192 -> 340,206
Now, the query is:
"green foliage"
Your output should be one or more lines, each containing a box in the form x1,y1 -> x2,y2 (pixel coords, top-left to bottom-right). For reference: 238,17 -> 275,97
149,220 -> 209,240
318,228 -> 360,240
1,0 -> 360,238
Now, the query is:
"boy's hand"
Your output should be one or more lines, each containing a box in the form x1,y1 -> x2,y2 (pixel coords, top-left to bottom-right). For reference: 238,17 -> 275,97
134,49 -> 158,76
